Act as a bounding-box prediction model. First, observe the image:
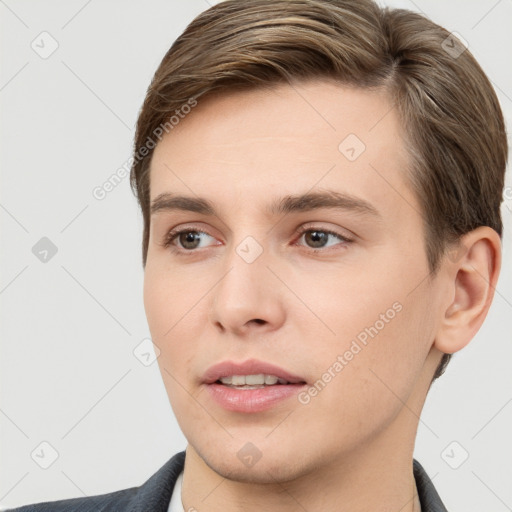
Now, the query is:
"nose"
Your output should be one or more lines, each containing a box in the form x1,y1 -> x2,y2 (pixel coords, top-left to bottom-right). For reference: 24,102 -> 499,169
208,245 -> 286,336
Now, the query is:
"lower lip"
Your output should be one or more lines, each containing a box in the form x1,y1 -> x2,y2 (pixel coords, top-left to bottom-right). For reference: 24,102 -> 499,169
206,382 -> 307,413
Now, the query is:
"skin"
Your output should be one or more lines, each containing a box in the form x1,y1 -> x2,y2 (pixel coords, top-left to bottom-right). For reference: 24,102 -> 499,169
143,80 -> 501,512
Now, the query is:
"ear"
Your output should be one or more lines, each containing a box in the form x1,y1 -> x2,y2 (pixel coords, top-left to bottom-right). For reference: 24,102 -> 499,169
434,226 -> 502,355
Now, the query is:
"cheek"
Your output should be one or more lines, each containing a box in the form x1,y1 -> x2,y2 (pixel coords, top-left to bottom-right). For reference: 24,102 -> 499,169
143,261 -> 199,336
298,257 -> 433,396
145,269 -> 204,423
336,292 -> 433,416
296,301 -> 428,448
144,265 -> 207,380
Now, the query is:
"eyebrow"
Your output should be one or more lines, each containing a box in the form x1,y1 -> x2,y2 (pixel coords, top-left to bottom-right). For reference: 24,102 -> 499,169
150,190 -> 381,220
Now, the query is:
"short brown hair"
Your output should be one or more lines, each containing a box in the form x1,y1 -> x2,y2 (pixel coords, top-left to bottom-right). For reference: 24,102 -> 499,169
130,0 -> 508,380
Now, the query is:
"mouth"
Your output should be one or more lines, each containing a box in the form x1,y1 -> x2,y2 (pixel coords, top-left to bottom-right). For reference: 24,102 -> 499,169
202,359 -> 307,386
202,360 -> 307,413
215,373 -> 306,389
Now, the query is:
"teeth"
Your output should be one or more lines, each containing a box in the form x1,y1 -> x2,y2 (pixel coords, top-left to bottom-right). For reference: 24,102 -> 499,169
219,374 -> 288,386
232,375 -> 248,385
245,374 -> 264,385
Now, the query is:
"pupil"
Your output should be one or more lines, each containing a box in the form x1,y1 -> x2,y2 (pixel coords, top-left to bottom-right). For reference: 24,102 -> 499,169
307,231 -> 327,248
181,232 -> 200,249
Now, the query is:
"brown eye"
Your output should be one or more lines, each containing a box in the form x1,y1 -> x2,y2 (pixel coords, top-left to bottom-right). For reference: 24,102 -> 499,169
303,230 -> 330,248
163,229 -> 217,252
178,231 -> 202,250
297,228 -> 352,251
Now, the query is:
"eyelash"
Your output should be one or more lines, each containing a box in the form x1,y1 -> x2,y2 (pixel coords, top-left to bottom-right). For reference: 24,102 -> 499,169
162,225 -> 354,256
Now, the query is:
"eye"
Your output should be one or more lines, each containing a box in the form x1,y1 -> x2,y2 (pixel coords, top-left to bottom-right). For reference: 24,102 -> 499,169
163,228 -> 218,252
162,225 -> 353,255
295,227 -> 353,252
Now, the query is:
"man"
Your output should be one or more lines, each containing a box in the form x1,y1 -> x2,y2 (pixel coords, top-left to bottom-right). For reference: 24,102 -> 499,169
9,0 -> 507,510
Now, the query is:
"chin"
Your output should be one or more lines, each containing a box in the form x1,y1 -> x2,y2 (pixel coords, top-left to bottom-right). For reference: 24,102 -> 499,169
193,441 -> 317,484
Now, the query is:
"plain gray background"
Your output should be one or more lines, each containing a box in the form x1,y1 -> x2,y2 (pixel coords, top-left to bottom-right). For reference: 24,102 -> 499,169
1,0 -> 511,510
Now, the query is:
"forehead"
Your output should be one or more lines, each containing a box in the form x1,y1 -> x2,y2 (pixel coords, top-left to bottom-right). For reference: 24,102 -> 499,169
149,80 -> 418,222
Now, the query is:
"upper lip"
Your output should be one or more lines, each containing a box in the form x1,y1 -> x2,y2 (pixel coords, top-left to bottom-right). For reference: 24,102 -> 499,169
203,359 -> 307,384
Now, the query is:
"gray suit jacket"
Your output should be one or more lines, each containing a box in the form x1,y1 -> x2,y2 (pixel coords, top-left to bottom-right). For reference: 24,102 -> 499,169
7,452 -> 448,511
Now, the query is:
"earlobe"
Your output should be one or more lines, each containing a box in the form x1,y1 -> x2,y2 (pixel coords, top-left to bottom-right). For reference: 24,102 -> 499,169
434,227 -> 501,355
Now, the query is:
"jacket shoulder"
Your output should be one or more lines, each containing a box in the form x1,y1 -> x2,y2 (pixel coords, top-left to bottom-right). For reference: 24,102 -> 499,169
6,450 -> 186,512
5,486 -> 137,512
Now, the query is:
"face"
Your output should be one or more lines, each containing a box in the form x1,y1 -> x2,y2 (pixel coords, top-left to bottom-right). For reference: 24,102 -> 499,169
144,80 -> 444,482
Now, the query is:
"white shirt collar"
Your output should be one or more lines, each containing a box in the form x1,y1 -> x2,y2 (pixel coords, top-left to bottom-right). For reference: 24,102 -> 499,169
167,469 -> 184,512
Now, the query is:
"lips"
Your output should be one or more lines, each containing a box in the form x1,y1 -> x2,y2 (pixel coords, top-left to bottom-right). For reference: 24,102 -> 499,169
202,359 -> 307,385
204,359 -> 308,413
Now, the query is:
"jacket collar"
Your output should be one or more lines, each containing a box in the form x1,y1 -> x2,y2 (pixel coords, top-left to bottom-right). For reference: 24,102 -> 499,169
132,451 -> 447,512
126,451 -> 185,511
413,459 -> 448,512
